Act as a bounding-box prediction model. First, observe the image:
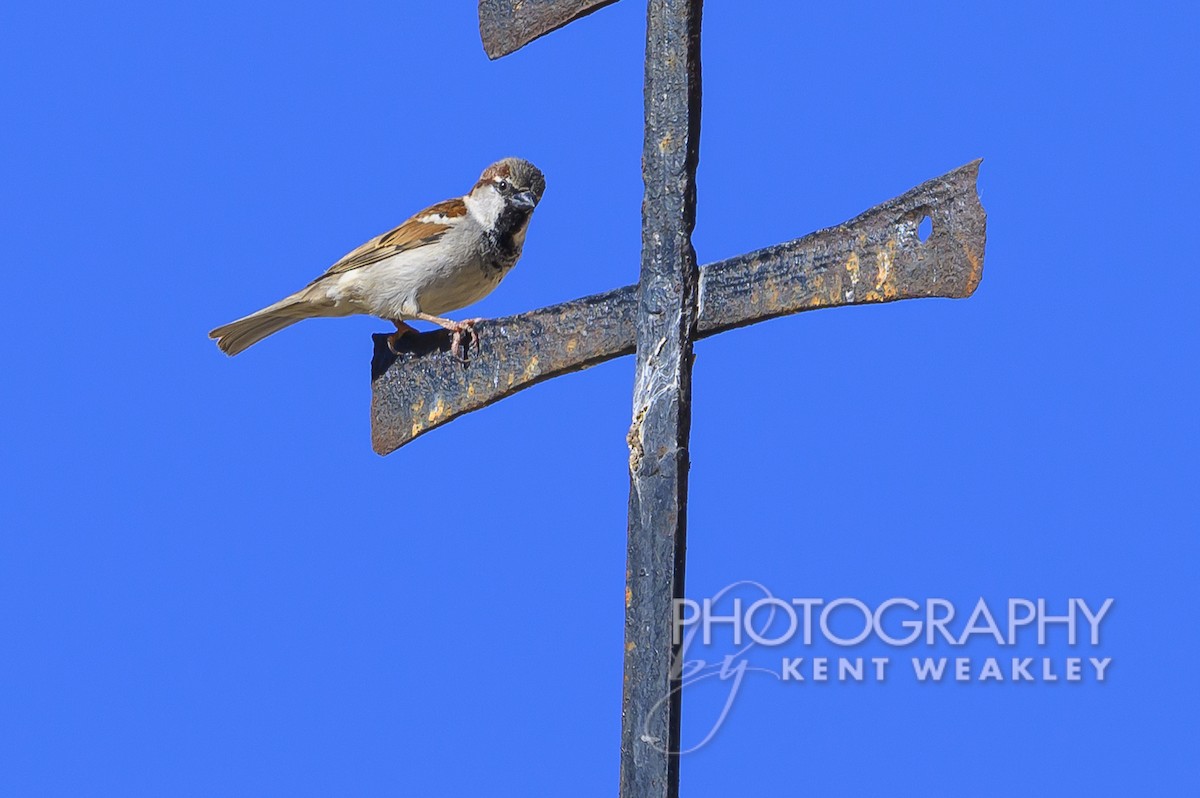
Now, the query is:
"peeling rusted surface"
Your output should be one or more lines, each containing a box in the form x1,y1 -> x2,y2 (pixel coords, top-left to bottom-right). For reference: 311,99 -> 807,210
371,160 -> 986,455
478,0 -> 620,59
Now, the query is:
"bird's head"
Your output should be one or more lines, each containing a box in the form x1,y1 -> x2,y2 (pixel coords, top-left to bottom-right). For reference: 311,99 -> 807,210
465,157 -> 546,230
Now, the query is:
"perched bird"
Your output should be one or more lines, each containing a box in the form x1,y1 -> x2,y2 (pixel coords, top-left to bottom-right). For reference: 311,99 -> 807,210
210,157 -> 546,359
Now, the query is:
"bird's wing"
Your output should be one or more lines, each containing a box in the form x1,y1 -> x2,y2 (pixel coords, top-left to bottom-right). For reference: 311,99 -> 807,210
315,197 -> 468,279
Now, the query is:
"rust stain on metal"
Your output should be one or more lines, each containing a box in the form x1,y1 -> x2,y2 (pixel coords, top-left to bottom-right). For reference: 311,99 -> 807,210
427,398 -> 447,424
371,161 -> 987,455
845,251 -> 861,300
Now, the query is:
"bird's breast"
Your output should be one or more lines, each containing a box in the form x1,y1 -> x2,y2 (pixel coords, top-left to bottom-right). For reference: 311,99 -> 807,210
325,224 -> 520,319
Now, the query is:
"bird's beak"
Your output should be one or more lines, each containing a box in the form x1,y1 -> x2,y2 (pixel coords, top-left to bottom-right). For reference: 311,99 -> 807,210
511,190 -> 537,210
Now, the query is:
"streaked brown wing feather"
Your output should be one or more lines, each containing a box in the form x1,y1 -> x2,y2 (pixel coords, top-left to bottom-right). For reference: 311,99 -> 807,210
316,198 -> 466,279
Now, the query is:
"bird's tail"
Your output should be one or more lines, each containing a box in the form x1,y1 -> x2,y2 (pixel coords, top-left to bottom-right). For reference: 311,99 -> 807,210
209,293 -> 321,356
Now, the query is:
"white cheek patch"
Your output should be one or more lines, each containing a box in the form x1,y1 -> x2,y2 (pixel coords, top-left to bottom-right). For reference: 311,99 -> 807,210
464,187 -> 505,228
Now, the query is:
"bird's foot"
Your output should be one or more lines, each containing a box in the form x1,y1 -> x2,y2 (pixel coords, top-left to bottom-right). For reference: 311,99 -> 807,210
449,319 -> 482,363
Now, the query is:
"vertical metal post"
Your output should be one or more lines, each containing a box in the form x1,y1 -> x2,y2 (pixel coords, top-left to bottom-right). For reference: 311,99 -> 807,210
621,0 -> 702,796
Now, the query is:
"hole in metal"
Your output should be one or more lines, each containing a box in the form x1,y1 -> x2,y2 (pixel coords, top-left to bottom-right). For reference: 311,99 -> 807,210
918,215 -> 933,243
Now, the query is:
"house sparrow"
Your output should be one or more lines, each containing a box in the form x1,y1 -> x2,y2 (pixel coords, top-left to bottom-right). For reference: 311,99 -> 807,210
209,157 -> 546,360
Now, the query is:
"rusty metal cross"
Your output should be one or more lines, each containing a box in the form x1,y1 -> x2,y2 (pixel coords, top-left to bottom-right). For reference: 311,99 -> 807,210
372,2 -> 986,795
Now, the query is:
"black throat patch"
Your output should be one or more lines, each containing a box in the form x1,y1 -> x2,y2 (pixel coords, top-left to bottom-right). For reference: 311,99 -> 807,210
485,207 -> 532,271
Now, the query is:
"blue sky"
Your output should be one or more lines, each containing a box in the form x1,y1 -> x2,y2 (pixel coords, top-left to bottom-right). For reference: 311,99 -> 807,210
2,1 -> 1197,795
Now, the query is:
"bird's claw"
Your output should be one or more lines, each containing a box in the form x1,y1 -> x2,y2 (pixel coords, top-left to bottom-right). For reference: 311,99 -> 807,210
449,319 -> 481,364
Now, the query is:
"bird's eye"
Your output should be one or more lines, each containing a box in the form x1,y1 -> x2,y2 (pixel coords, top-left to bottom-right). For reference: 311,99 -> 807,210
496,179 -> 510,193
